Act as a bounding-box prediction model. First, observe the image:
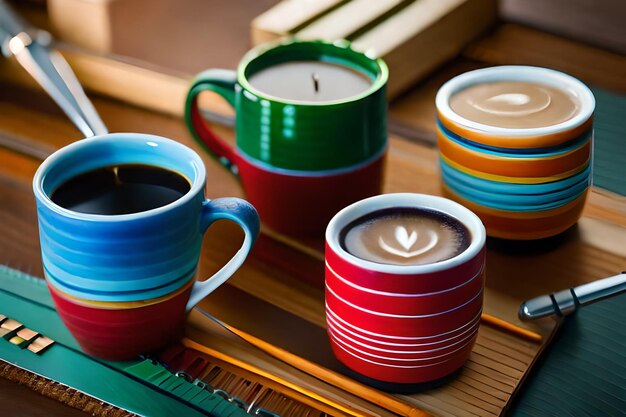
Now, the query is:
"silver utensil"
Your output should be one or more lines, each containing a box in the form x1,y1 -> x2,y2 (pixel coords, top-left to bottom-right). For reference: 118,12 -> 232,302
0,0 -> 107,137
519,271 -> 626,321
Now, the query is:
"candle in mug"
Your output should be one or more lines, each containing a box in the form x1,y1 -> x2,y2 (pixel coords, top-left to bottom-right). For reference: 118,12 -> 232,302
248,61 -> 373,102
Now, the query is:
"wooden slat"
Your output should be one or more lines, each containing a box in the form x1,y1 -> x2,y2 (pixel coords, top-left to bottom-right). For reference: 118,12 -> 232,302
436,384 -> 502,415
411,393 -> 485,417
499,0 -> 626,55
469,353 -> 524,380
251,0 -> 497,99
473,345 -> 530,372
350,0 -> 496,98
461,368 -> 515,395
478,333 -> 538,357
464,361 -> 518,388
294,0 -> 413,41
251,0 -> 346,45
463,24 -> 626,93
452,378 -> 509,402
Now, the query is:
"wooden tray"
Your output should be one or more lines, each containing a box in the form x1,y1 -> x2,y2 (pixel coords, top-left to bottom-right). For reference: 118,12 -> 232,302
182,128 -> 560,417
181,184 -> 558,417
189,284 -> 557,417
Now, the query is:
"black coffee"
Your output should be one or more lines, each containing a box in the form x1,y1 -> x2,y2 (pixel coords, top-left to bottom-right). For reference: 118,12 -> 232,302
51,164 -> 191,215
340,207 -> 471,266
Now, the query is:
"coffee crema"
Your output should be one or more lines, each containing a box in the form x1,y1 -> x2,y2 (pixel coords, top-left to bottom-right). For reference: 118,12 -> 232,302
340,208 -> 471,266
449,81 -> 580,129
51,164 -> 191,215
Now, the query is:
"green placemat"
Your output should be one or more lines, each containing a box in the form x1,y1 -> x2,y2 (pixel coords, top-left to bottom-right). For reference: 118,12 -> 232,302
510,291 -> 626,416
591,87 -> 626,197
0,265 -> 249,417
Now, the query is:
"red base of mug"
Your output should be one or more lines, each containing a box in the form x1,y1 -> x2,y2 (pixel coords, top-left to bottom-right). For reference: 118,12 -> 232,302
48,283 -> 191,361
235,152 -> 385,237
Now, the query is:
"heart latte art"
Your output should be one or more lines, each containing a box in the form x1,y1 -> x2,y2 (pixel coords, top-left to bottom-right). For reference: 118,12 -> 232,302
340,208 -> 471,266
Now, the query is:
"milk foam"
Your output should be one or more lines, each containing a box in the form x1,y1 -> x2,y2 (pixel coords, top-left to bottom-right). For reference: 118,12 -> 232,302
450,81 -> 580,129
341,209 -> 470,266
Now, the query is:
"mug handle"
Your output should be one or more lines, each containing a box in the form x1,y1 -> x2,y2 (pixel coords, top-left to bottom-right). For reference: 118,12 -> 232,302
185,69 -> 238,174
185,197 -> 260,311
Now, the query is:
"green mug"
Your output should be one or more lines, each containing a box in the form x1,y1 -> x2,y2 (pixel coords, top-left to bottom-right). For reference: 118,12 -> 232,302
185,39 -> 388,171
185,39 -> 388,236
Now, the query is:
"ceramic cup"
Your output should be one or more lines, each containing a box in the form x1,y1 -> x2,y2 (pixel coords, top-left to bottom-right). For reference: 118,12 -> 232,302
185,39 -> 388,236
325,193 -> 486,387
33,133 -> 260,359
435,66 -> 595,240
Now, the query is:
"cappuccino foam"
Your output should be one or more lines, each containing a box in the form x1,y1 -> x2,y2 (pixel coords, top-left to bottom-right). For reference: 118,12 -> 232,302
450,81 -> 580,129
340,208 -> 470,266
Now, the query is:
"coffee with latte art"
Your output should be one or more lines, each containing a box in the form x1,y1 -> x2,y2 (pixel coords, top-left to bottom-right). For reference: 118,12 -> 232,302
340,208 -> 471,266
450,81 -> 581,129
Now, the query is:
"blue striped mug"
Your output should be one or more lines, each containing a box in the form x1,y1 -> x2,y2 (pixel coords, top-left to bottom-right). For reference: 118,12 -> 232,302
33,133 -> 260,308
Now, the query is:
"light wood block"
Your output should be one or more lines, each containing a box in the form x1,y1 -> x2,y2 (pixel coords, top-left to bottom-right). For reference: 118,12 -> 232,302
251,0 -> 497,99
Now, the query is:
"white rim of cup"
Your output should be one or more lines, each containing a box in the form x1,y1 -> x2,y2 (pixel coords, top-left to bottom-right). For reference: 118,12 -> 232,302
326,304 -> 483,341
326,310 -> 480,347
32,133 -> 205,223
325,193 -> 486,275
327,318 -> 479,354
435,65 -> 595,138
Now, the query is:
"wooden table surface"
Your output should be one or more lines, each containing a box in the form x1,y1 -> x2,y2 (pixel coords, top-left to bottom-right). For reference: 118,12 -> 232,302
0,16 -> 625,416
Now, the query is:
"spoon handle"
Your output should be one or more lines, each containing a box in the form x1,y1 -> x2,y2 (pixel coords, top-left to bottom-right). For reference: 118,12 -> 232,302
0,0 -> 108,138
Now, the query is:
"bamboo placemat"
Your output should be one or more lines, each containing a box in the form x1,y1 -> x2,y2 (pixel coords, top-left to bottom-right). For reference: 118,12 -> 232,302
193,278 -> 558,417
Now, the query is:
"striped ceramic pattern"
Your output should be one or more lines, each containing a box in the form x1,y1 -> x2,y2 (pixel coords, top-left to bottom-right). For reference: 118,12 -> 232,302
435,66 -> 595,240
34,135 -> 208,301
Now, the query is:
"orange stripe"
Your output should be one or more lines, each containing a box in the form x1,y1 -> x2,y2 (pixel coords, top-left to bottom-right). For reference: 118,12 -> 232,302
437,130 -> 591,177
437,111 -> 594,149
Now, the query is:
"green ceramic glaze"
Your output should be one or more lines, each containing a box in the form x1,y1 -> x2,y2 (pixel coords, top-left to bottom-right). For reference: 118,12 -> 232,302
186,39 -> 388,172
